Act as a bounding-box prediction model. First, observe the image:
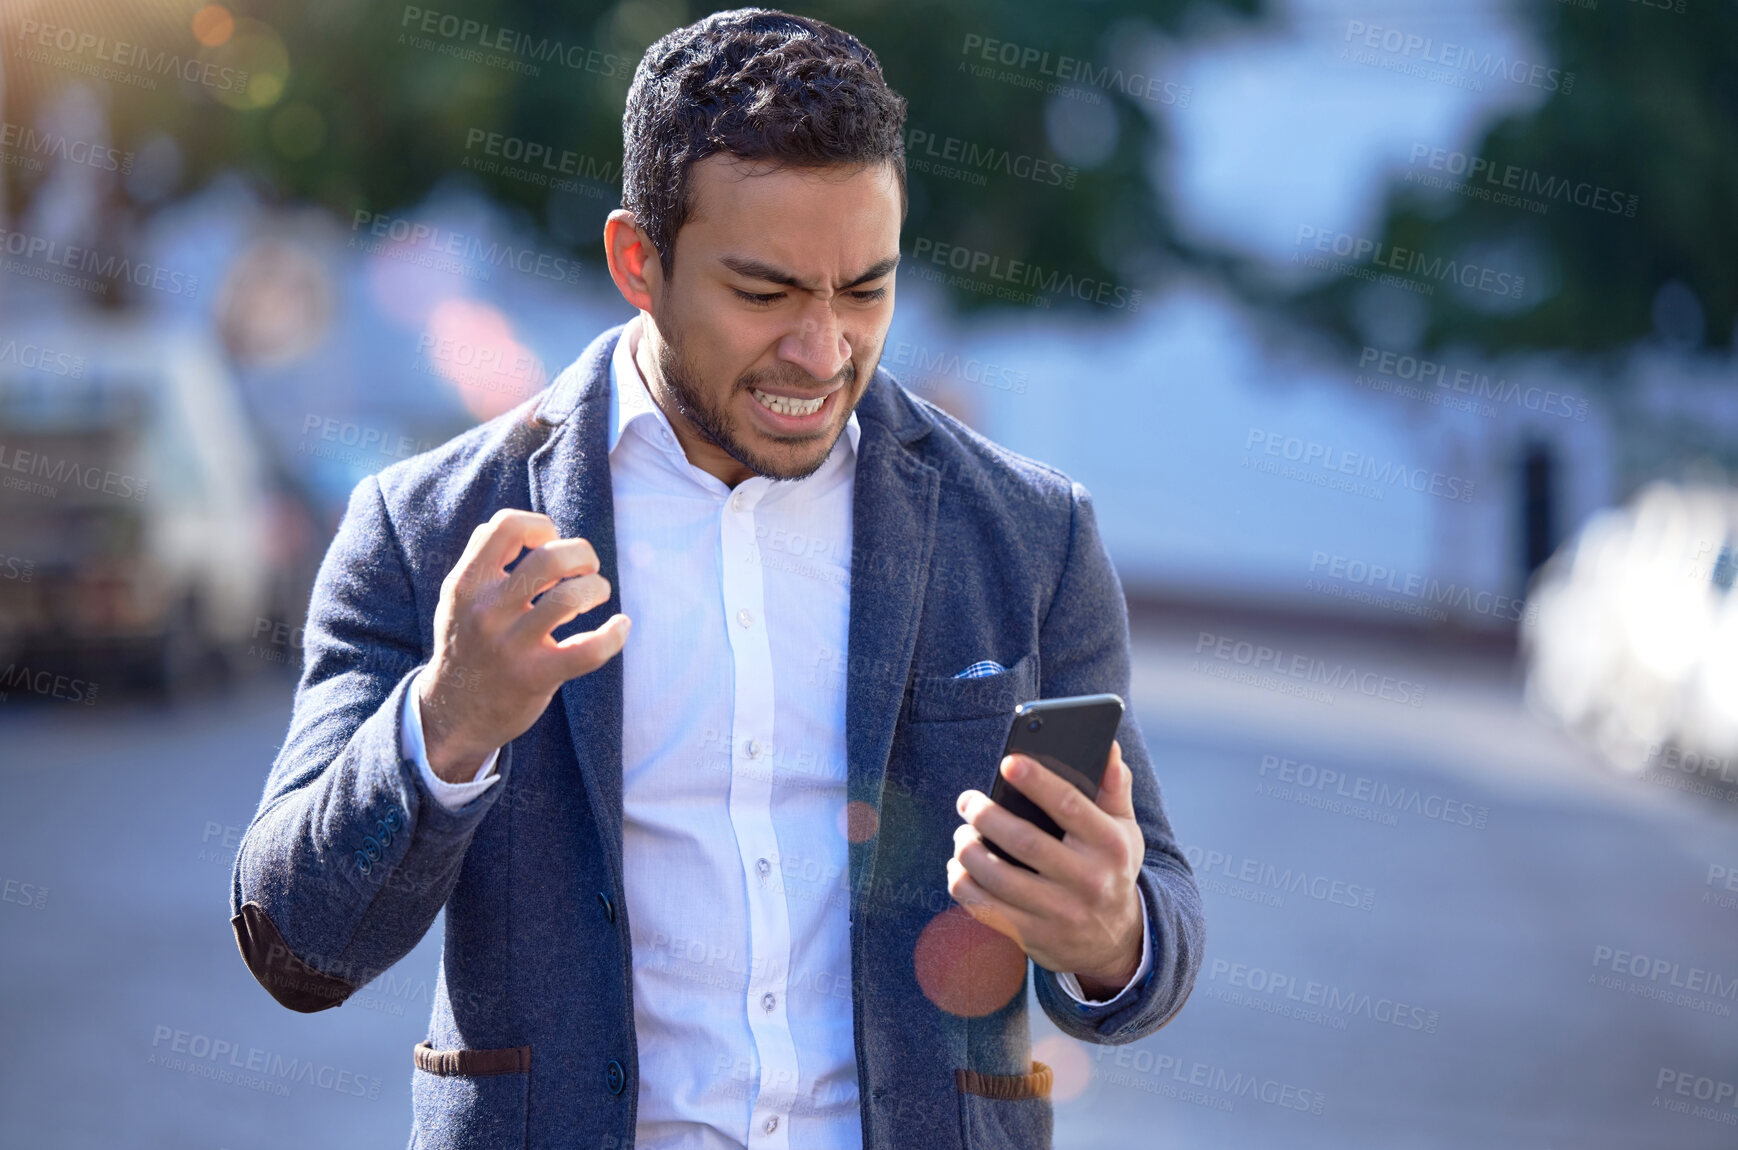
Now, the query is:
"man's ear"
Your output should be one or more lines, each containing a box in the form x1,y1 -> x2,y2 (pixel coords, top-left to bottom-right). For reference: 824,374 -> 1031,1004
604,209 -> 661,313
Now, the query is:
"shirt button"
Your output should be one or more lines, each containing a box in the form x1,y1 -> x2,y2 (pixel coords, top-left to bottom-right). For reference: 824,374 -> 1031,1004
763,1115 -> 779,1134
756,857 -> 771,877
761,991 -> 776,1012
745,738 -> 762,759
731,491 -> 746,511
737,608 -> 754,628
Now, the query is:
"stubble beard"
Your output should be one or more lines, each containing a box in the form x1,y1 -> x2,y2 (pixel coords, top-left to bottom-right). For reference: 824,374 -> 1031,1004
652,322 -> 858,483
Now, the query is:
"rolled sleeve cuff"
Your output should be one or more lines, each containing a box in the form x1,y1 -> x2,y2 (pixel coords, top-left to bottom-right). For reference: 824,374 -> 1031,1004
401,668 -> 501,811
1055,896 -> 1152,1007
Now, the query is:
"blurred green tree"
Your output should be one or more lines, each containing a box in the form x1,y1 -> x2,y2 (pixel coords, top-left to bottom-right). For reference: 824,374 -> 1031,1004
2,0 -> 1261,315
1286,0 -> 1738,355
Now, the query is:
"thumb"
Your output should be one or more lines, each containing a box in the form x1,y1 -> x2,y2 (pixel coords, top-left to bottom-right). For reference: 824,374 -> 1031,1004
1096,740 -> 1136,819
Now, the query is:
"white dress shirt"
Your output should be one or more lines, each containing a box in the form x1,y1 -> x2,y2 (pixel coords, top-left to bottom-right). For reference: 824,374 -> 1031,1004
401,316 -> 1149,1148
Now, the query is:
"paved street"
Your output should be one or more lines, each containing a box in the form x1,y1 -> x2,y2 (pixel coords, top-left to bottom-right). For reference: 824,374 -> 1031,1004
1,618 -> 1733,1147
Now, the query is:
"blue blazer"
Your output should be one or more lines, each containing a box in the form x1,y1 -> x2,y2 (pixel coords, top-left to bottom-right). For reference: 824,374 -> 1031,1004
231,323 -> 1204,1149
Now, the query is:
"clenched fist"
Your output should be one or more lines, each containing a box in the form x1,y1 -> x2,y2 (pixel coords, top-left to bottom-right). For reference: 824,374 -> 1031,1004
417,509 -> 630,782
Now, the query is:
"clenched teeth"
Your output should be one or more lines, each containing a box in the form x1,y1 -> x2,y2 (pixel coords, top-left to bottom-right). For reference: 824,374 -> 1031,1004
752,388 -> 826,417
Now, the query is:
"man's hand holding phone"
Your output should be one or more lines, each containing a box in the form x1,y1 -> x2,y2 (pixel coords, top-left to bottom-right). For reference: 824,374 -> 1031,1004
418,509 -> 631,783
948,739 -> 1147,1001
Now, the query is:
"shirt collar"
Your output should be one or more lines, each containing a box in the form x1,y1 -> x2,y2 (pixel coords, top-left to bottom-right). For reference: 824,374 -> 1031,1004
607,315 -> 861,462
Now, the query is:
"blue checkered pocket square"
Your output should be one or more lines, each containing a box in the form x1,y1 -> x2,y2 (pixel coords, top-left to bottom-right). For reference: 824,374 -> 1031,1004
952,660 -> 1006,679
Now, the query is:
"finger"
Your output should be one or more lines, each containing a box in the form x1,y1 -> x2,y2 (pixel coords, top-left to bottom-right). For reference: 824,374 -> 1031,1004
1095,740 -> 1136,820
998,753 -> 1117,846
945,859 -> 1031,947
546,613 -> 631,681
473,510 -> 561,575
957,789 -> 1082,886
954,829 -> 1060,919
506,538 -> 601,603
516,572 -> 612,640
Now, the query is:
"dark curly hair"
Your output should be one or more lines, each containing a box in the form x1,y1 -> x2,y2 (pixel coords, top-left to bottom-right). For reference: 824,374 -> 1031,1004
622,8 -> 908,276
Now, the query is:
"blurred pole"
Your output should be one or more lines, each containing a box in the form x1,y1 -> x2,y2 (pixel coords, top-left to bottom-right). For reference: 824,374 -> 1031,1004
1521,440 -> 1557,581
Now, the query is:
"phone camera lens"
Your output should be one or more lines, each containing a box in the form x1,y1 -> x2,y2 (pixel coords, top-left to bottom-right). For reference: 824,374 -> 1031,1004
1026,717 -> 1043,733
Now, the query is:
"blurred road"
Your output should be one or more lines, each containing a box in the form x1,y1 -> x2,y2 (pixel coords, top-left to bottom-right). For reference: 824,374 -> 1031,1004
1,618 -> 1733,1148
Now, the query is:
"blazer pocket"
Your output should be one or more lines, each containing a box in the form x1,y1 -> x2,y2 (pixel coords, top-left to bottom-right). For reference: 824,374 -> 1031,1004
909,651 -> 1038,723
411,1042 -> 530,1150
956,1061 -> 1054,1149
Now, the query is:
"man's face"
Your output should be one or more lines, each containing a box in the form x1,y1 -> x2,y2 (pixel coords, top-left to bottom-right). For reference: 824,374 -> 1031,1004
639,155 -> 902,483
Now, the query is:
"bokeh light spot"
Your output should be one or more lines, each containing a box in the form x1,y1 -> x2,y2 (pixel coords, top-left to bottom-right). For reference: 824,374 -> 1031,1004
204,18 -> 291,111
1033,1035 -> 1094,1102
423,298 -> 544,421
912,904 -> 1026,1018
841,800 -> 879,843
191,5 -> 235,48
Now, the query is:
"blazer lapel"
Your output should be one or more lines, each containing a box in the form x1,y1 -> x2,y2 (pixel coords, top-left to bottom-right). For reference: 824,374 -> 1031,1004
528,326 -> 628,891
845,373 -> 939,917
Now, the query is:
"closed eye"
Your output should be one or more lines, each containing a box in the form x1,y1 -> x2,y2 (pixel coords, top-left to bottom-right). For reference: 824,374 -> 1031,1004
733,288 -> 785,306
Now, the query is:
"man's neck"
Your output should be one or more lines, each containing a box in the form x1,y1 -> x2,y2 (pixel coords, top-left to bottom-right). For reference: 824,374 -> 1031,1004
628,317 -> 756,489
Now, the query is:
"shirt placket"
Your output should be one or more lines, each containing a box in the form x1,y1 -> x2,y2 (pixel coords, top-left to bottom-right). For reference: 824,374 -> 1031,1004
720,481 -> 799,1149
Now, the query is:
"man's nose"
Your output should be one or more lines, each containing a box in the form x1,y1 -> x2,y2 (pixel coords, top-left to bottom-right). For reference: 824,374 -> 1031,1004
777,307 -> 851,381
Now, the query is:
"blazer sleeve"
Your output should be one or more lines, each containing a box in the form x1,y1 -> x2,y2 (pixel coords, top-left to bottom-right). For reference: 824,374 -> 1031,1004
228,474 -> 513,1012
1029,480 -> 1205,1045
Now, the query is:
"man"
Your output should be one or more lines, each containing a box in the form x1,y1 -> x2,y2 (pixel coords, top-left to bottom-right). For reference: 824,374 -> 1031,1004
230,9 -> 1202,1149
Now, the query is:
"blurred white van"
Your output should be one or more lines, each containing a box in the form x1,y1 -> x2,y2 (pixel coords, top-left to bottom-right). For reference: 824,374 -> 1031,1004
0,309 -> 279,694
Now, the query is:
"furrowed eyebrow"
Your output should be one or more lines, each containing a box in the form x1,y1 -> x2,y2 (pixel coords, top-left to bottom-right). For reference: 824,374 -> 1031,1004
719,255 -> 900,293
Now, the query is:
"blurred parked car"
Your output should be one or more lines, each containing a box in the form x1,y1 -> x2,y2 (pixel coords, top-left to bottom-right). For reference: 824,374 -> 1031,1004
1523,480 -> 1738,781
0,310 -> 279,693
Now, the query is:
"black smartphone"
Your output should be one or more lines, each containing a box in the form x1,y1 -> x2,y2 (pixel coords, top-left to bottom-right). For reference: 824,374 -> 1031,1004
979,693 -> 1125,873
